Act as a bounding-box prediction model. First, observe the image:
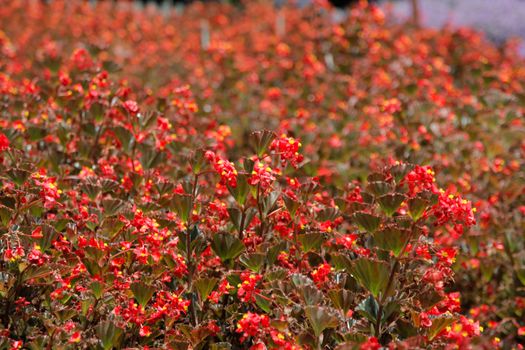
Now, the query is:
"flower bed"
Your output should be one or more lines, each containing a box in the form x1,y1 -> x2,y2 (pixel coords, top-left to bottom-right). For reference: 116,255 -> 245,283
0,1 -> 524,349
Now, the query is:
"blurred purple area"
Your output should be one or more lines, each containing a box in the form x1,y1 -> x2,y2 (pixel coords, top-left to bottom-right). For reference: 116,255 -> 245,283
388,0 -> 525,47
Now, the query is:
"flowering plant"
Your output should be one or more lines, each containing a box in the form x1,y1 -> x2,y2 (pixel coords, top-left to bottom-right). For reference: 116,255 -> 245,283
0,0 -> 524,349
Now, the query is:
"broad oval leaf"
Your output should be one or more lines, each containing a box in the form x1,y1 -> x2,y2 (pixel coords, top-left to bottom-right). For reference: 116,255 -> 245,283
353,212 -> 381,233
349,258 -> 390,298
305,306 -> 340,337
373,227 -> 410,257
131,282 -> 155,307
298,232 -> 324,252
195,278 -> 218,302
211,234 -> 245,262
377,193 -> 405,217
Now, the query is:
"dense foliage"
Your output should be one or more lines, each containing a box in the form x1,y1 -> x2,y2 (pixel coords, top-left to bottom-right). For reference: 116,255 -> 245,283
0,0 -> 524,349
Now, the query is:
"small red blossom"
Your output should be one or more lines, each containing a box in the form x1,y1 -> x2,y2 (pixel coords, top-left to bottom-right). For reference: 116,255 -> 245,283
205,151 -> 238,187
248,161 -> 275,189
0,132 -> 9,151
69,332 -> 81,343
139,325 -> 151,337
236,312 -> 270,342
270,134 -> 304,167
311,263 -> 332,285
237,272 -> 262,302
123,100 -> 139,115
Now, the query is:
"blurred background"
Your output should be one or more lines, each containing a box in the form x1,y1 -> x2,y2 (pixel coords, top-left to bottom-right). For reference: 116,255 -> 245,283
390,0 -> 525,45
127,0 -> 525,49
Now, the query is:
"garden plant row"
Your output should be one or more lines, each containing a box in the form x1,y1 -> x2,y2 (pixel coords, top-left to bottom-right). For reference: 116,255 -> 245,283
0,1 -> 524,349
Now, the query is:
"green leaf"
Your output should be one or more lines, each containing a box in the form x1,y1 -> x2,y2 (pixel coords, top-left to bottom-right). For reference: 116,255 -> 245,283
226,274 -> 241,288
291,274 -> 313,289
408,197 -> 428,221
366,181 -> 393,196
178,225 -> 206,257
377,194 -> 405,217
89,102 -> 106,122
91,281 -> 104,299
0,205 -> 13,226
330,253 -> 352,271
113,126 -> 133,152
100,179 -> 119,193
305,306 -> 340,337
21,266 -> 51,282
328,289 -> 354,314
297,232 -> 324,252
195,278 -> 218,301
266,242 -> 287,265
356,295 -> 379,323
301,285 -> 324,305
480,262 -> 494,283
353,212 -> 381,233
6,168 -> 31,186
81,258 -> 101,277
262,191 -> 280,216
251,130 -> 276,158
27,126 -> 47,141
102,60 -> 121,73
316,207 -> 339,222
211,234 -> 245,262
349,259 -> 390,298
131,282 -> 155,307
284,194 -> 300,219
101,199 -> 125,217
419,288 -> 443,309
227,174 -> 249,206
80,181 -> 101,201
516,268 -> 525,286
227,207 -> 255,235
239,253 -> 266,272
55,308 -> 77,322
155,180 -> 175,196
0,195 -> 16,209
373,227 -> 410,257
291,274 -> 323,305
172,194 -> 192,224
97,321 -> 124,350
140,144 -> 166,170
255,293 -> 272,313
190,149 -> 207,174
264,268 -> 288,282
390,163 -> 414,183
428,315 -> 456,340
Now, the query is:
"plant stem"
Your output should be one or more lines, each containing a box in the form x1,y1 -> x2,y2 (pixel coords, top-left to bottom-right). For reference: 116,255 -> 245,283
238,206 -> 246,240
375,221 -> 418,338
186,173 -> 199,326
375,260 -> 400,337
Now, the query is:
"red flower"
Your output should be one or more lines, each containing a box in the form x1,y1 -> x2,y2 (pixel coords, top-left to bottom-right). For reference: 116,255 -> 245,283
405,165 -> 437,196
270,134 -> 304,167
236,312 -> 270,342
0,132 -> 9,151
360,337 -> 381,350
123,100 -> 139,115
518,326 -> 525,336
139,325 -> 151,337
69,332 -> 81,343
311,263 -> 332,285
237,272 -> 262,302
205,151 -> 238,187
248,161 -> 275,189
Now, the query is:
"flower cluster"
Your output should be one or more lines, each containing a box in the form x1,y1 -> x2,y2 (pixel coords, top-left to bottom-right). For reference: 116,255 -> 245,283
206,150 -> 238,187
270,135 -> 304,168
